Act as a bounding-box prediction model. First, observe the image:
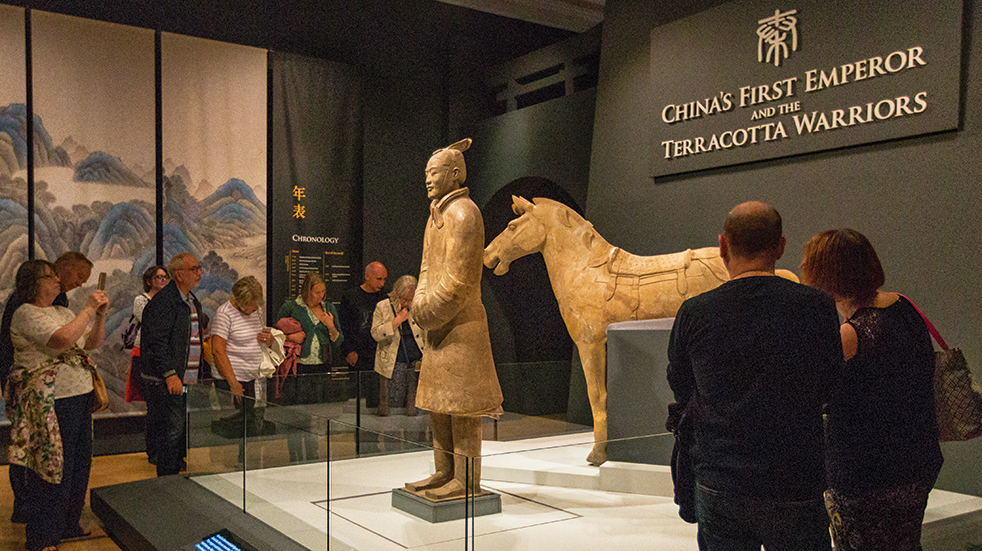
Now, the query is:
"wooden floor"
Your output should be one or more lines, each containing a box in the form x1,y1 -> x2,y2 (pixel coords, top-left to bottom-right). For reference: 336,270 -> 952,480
0,454 -> 157,551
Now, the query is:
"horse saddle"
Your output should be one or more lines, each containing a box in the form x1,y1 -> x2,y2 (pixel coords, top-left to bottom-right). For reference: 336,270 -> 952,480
597,247 -> 725,312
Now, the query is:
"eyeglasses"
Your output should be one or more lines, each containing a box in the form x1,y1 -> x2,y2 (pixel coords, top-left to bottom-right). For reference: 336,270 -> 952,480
179,265 -> 202,273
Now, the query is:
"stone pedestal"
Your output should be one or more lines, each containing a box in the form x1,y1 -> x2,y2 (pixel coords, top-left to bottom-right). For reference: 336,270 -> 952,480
606,318 -> 676,465
391,488 -> 501,523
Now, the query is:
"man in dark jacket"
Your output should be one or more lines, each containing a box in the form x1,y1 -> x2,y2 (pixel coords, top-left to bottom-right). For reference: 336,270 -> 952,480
339,261 -> 387,408
667,202 -> 841,550
140,252 -> 203,476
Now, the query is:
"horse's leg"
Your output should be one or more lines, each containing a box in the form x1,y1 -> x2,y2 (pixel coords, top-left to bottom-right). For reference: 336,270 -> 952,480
578,339 -> 608,466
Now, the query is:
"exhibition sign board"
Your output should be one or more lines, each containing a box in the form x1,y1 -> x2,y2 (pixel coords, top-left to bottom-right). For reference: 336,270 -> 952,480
649,0 -> 964,178
269,53 -> 363,312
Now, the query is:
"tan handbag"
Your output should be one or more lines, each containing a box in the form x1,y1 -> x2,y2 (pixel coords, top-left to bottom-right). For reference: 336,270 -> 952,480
934,347 -> 982,441
90,367 -> 110,413
903,296 -> 982,441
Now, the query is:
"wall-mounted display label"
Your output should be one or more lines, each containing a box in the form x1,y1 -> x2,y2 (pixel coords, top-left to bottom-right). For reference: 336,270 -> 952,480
285,249 -> 351,301
649,0 -> 963,178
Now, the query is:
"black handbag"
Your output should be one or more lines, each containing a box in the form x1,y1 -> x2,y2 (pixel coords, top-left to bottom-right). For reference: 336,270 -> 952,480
120,313 -> 140,350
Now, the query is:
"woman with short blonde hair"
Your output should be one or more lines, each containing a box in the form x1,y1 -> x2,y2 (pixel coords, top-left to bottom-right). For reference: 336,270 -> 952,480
232,276 -> 264,310
211,275 -> 274,441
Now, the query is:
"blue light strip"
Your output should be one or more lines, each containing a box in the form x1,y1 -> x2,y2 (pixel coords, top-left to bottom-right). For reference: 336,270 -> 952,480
195,533 -> 241,551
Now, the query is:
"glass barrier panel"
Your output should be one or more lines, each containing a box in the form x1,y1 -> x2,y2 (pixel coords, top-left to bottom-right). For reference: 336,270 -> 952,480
245,390 -> 330,550
186,381 -> 242,477
495,360 -> 574,417
326,416 -> 477,550
184,370 -> 698,550
134,362 -> 982,550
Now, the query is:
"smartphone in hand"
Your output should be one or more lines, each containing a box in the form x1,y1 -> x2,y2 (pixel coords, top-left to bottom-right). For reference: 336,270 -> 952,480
97,272 -> 107,290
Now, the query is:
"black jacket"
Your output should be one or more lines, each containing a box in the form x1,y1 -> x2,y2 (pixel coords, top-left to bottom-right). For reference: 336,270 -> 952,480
140,280 -> 201,381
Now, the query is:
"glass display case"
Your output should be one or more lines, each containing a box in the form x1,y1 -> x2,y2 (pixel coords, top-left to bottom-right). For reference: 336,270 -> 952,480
183,366 -> 683,551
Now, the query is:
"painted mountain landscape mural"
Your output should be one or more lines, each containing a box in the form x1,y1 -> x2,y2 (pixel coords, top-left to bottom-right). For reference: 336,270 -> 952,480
0,103 -> 267,412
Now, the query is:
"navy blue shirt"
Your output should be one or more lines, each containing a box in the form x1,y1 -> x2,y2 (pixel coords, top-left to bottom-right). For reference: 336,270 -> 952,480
668,276 -> 841,499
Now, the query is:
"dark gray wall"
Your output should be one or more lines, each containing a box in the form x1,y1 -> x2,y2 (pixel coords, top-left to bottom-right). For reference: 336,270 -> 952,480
456,90 -> 596,364
454,89 -> 595,211
589,0 -> 982,496
356,2 -> 573,285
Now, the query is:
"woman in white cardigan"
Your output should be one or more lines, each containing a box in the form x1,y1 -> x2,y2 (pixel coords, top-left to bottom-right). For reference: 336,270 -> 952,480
371,275 -> 425,416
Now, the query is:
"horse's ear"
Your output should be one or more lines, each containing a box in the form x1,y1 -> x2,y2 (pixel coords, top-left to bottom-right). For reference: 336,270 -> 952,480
512,195 -> 534,215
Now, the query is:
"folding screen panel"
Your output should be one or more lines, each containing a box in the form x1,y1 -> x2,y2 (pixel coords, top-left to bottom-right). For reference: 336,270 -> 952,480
161,33 -> 267,320
31,11 -> 155,411
0,5 -> 26,305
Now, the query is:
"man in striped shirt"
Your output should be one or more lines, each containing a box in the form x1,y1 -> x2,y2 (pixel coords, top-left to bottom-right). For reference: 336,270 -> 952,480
141,252 -> 203,477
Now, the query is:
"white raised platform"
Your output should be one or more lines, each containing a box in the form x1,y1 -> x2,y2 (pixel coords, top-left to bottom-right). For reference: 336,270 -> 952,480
192,433 -> 982,551
482,432 -> 675,495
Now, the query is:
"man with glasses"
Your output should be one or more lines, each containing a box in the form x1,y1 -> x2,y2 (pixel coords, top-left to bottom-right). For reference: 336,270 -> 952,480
140,252 -> 204,476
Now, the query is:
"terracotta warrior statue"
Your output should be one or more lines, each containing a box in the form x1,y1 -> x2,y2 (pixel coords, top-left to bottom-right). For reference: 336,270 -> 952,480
405,138 -> 504,501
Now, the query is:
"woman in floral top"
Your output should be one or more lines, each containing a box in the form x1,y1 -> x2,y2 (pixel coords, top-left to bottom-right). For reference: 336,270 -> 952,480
6,259 -> 108,551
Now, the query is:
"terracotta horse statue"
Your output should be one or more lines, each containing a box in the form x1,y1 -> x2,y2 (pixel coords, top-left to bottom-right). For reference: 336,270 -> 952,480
483,196 -> 730,466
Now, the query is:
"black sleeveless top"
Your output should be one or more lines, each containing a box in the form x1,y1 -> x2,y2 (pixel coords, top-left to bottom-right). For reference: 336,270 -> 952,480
826,296 -> 943,491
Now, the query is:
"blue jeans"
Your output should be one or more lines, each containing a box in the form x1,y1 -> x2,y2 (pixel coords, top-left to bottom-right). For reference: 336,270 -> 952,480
144,381 -> 186,476
695,483 -> 831,551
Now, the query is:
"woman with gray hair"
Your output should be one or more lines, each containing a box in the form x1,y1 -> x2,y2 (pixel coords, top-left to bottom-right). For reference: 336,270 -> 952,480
371,275 -> 425,416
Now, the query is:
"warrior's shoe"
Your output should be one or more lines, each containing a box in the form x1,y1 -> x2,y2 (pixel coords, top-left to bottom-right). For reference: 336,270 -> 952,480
422,479 -> 475,501
404,472 -> 453,493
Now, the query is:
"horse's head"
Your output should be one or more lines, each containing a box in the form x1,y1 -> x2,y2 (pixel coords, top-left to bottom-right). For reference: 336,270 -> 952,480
484,196 -> 548,275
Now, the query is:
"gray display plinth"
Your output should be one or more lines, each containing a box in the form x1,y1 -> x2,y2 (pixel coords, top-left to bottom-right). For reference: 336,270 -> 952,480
606,318 -> 676,465
391,488 -> 502,523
